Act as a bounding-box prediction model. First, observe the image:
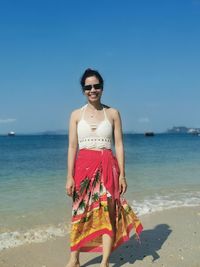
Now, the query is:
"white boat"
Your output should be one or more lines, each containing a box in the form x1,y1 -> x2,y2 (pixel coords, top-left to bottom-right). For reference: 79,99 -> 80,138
8,131 -> 15,136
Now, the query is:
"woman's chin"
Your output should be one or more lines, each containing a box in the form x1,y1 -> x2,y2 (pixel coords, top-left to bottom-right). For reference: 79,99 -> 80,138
88,97 -> 100,103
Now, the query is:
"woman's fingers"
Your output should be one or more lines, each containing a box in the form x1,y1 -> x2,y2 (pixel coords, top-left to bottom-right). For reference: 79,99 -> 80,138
66,181 -> 74,197
66,186 -> 72,196
121,184 -> 127,195
67,185 -> 74,196
120,181 -> 127,195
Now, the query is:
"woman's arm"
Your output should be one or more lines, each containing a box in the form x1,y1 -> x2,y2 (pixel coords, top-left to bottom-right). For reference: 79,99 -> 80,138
113,109 -> 127,194
66,110 -> 78,196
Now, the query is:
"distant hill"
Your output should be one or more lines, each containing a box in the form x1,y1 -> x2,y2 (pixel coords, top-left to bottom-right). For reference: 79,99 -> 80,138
35,129 -> 67,135
41,129 -> 67,135
2,126 -> 200,136
166,126 -> 200,134
15,129 -> 68,135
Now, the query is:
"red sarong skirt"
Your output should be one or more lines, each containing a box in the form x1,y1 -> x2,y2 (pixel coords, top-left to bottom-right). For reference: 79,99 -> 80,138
70,149 -> 143,252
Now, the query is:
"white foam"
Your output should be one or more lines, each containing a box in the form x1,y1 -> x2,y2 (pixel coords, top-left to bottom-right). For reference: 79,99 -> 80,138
132,191 -> 200,216
0,224 -> 68,251
1,191 -> 200,251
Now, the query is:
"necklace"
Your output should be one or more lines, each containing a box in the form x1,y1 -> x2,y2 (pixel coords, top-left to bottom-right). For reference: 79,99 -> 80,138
87,104 -> 103,118
86,104 -> 103,131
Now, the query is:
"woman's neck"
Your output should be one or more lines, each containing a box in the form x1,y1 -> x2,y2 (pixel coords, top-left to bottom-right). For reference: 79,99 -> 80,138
87,101 -> 103,111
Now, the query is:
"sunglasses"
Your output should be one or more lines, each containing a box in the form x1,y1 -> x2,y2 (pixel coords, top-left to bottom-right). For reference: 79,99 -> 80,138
83,83 -> 102,91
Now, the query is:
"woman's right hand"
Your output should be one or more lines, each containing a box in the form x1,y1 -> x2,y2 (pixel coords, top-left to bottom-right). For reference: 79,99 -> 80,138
66,177 -> 75,197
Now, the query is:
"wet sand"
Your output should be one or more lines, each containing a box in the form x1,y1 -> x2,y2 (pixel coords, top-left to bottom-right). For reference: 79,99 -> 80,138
0,206 -> 200,267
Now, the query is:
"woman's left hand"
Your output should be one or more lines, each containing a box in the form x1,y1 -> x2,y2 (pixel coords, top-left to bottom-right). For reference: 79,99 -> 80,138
119,176 -> 127,195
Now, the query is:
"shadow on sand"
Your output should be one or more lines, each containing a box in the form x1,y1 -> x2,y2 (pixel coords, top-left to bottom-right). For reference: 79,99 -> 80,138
82,224 -> 172,267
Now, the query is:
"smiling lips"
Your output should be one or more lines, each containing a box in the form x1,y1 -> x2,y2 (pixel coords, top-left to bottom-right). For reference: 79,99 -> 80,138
89,93 -> 99,98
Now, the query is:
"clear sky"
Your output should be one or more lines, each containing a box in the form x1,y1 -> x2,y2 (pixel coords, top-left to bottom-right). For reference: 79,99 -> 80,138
0,0 -> 200,134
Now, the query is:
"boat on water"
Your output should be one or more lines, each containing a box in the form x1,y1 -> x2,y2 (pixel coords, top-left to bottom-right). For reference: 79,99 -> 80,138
8,131 -> 15,136
144,132 -> 155,137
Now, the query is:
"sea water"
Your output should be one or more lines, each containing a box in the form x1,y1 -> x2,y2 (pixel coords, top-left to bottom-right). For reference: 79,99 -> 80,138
0,134 -> 200,250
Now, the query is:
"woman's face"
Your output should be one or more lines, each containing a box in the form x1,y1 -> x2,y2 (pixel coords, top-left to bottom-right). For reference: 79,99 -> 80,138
84,76 -> 103,103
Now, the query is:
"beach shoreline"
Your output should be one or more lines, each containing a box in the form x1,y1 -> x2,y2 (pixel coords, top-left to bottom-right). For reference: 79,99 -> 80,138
1,206 -> 200,267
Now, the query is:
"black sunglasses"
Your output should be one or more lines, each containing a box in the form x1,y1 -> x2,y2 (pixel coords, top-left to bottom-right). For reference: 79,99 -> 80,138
83,83 -> 102,91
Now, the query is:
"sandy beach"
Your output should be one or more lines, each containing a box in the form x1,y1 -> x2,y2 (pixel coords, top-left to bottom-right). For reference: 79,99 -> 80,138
1,206 -> 200,267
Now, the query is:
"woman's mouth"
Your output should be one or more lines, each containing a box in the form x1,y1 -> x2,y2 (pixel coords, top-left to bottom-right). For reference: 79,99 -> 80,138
89,93 -> 98,98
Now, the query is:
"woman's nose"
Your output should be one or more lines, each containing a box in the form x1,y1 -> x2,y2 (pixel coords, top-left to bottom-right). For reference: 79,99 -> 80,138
90,86 -> 96,92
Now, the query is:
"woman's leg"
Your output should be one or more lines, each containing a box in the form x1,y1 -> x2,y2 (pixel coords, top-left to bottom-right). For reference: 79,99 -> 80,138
101,197 -> 116,266
101,234 -> 113,267
66,250 -> 80,267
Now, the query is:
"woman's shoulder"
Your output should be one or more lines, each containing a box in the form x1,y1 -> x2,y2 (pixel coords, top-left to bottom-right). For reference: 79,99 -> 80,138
103,104 -> 120,117
70,106 -> 85,121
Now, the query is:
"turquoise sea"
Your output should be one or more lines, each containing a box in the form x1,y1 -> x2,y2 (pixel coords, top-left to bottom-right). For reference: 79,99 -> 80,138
0,134 -> 200,250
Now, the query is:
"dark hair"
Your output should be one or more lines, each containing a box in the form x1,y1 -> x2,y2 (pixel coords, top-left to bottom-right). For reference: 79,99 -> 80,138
80,68 -> 104,91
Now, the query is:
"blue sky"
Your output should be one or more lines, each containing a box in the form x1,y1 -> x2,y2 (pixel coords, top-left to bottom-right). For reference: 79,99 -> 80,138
0,0 -> 200,134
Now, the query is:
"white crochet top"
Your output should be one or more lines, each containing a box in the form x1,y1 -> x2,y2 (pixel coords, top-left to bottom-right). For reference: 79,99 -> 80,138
77,105 -> 113,149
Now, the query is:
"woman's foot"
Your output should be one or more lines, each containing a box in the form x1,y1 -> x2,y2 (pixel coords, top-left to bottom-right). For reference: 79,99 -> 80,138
65,260 -> 80,267
66,250 -> 80,267
100,262 -> 109,267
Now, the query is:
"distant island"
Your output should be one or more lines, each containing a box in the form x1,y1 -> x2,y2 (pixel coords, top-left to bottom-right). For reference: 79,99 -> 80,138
3,129 -> 68,136
29,127 -> 200,135
166,126 -> 200,134
1,126 -> 200,136
36,129 -> 68,135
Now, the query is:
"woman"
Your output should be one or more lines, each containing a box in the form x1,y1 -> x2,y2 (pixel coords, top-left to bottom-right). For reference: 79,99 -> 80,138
66,69 -> 143,267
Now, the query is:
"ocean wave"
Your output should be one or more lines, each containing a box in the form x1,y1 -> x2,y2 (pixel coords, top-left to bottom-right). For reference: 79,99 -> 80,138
0,224 -> 69,251
1,191 -> 200,251
132,191 -> 200,216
